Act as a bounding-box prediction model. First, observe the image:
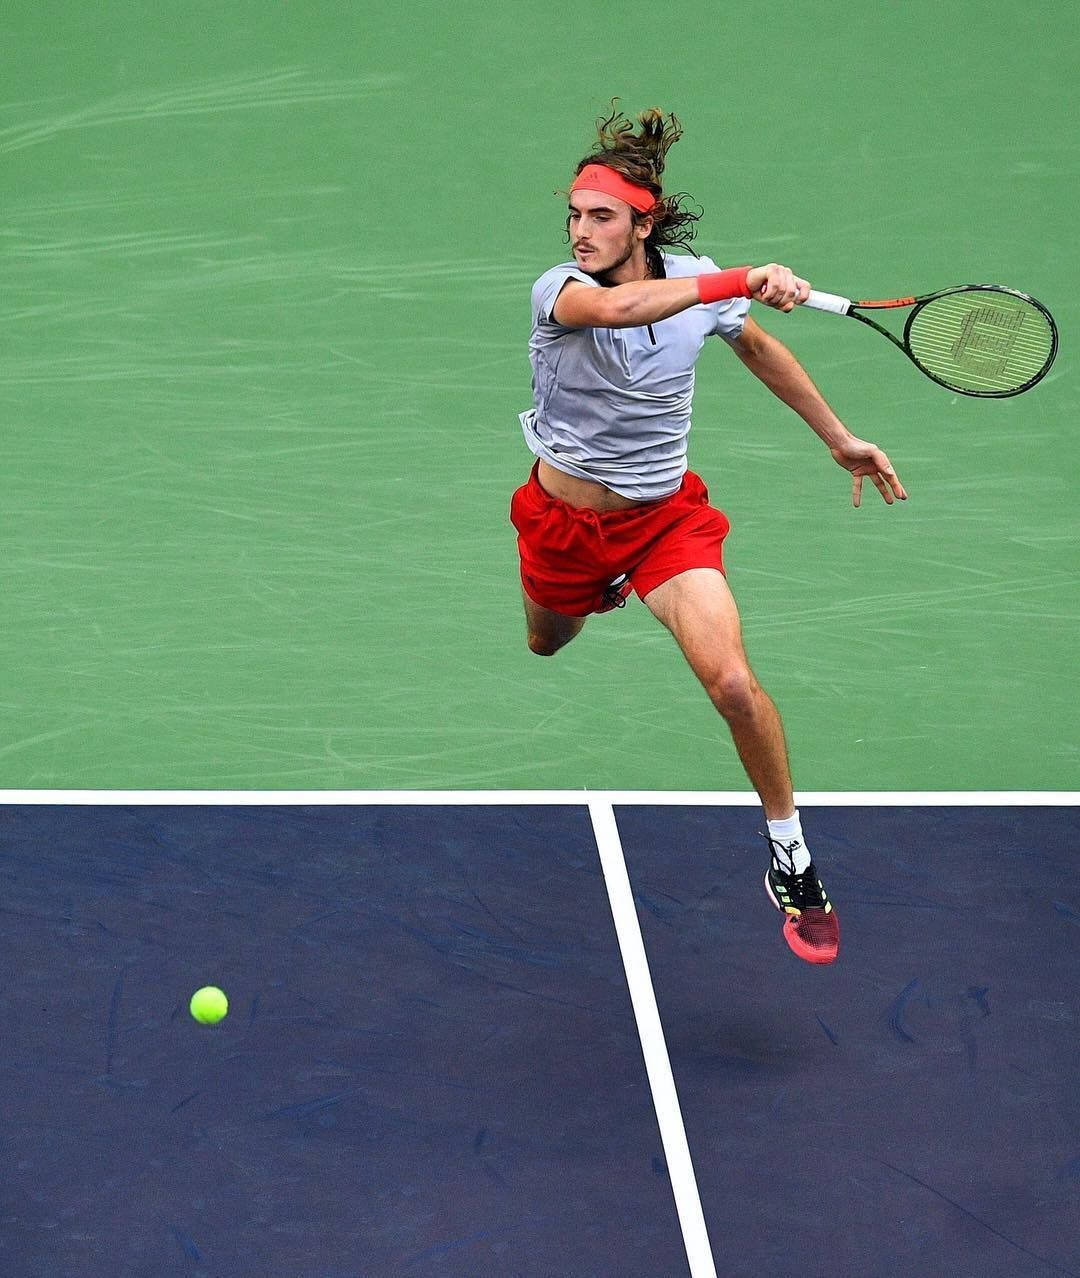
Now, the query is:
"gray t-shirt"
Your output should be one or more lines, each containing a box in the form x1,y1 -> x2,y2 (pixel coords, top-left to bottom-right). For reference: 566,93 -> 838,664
519,252 -> 750,500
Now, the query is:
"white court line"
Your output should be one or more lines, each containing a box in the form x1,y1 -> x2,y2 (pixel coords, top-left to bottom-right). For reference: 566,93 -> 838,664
589,799 -> 716,1278
0,790 -> 1076,805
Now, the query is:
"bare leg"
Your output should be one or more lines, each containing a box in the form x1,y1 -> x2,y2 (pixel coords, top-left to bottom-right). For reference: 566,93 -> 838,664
642,568 -> 795,820
521,588 -> 587,656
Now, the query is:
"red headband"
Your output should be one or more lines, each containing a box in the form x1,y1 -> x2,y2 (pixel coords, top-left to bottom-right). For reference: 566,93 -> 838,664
570,163 -> 657,214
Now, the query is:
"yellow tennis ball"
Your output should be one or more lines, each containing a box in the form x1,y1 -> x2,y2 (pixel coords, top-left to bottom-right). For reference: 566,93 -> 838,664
189,986 -> 228,1024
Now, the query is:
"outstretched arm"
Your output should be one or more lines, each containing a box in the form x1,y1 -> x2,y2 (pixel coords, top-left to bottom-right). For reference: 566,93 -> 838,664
731,315 -> 908,507
553,263 -> 808,329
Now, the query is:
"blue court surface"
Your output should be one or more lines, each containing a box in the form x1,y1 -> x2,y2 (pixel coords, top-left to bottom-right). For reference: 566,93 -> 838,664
2,797 -> 1078,1277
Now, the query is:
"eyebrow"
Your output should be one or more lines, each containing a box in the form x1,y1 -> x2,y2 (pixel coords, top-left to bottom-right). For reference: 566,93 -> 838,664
567,202 -> 618,214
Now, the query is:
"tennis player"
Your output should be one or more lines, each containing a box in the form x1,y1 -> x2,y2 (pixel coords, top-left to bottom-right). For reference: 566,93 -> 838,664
512,105 -> 907,965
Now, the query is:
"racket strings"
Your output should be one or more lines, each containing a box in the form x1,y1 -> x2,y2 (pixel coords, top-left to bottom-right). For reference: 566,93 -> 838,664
906,291 -> 1055,394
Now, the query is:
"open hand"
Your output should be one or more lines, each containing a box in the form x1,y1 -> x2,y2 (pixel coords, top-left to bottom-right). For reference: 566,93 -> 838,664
829,436 -> 908,506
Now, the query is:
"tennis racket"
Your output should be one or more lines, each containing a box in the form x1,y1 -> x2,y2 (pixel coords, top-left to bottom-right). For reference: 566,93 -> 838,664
803,284 -> 1057,397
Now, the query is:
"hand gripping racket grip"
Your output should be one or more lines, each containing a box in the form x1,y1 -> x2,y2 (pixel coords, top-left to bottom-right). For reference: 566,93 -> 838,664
804,289 -> 852,315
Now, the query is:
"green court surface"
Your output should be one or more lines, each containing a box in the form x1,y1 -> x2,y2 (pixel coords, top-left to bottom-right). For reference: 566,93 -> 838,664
3,1 -> 1076,791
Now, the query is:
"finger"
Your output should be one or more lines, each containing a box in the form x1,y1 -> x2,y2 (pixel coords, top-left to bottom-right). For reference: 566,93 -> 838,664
793,277 -> 810,303
759,286 -> 792,311
780,271 -> 798,310
761,267 -> 792,300
763,270 -> 798,310
756,264 -> 779,301
852,473 -> 862,507
871,471 -> 895,504
784,271 -> 802,311
875,452 -> 908,501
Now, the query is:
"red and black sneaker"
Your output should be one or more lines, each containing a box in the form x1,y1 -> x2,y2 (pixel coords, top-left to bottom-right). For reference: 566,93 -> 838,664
596,573 -> 632,614
764,838 -> 839,965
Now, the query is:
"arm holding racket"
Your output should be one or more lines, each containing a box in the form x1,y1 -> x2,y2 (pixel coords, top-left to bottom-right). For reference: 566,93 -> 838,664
553,263 -> 811,328
731,315 -> 907,507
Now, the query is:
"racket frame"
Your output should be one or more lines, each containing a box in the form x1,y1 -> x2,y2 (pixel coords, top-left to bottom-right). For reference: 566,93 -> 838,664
805,283 -> 1058,398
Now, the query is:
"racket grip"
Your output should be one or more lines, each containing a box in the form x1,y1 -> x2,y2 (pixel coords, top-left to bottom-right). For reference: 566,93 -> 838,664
804,289 -> 852,315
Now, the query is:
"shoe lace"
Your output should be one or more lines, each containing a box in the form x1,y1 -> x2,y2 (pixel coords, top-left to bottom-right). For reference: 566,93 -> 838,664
765,837 -> 823,908
784,865 -> 823,909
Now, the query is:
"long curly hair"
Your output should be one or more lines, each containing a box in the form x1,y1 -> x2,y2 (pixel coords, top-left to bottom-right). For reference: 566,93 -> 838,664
565,101 -> 702,278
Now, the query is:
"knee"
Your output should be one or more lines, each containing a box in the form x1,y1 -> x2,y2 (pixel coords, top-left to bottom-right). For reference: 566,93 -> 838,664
704,664 -> 760,720
526,615 -> 584,656
527,631 -> 564,657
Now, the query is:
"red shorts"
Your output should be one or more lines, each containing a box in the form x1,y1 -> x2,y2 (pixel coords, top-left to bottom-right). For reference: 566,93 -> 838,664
510,463 -> 731,616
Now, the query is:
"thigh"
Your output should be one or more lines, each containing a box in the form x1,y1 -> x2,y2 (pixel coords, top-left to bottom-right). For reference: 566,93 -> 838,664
627,473 -> 730,602
641,567 -> 749,682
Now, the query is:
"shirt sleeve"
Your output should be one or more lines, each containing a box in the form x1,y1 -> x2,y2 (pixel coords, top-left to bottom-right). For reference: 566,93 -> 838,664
531,264 -> 598,329
694,255 -> 752,345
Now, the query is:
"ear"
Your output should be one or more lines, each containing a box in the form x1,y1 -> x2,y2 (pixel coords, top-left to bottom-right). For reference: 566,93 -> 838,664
634,214 -> 654,241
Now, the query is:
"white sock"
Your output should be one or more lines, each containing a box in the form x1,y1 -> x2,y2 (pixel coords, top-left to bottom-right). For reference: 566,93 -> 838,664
766,810 -> 811,873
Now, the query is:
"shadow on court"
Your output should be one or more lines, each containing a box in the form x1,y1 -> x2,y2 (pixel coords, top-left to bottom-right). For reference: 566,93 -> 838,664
2,804 -> 1078,1277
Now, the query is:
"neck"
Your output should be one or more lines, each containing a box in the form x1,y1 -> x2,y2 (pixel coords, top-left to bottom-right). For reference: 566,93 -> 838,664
598,242 -> 651,287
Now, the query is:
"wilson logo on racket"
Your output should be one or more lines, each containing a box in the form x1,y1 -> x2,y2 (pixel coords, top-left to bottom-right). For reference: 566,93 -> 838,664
803,284 -> 1057,397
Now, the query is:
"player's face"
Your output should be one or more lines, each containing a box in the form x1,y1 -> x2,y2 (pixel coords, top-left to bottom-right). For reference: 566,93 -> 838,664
568,194 -> 646,278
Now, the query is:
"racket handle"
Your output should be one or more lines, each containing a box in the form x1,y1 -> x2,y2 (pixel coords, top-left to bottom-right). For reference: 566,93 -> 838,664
804,289 -> 852,315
